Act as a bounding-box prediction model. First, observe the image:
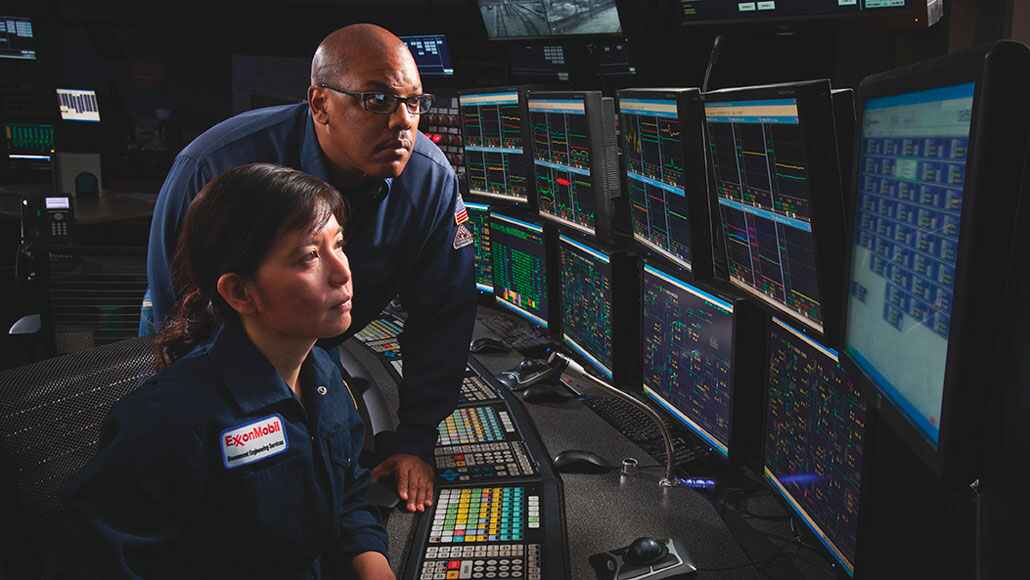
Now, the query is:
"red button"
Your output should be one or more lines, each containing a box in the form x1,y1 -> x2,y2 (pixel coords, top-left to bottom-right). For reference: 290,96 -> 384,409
431,133 -> 443,144
448,560 -> 461,569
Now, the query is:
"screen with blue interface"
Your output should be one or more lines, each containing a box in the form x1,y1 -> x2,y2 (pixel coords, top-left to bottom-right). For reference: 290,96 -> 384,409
529,97 -> 596,235
400,35 -> 454,76
620,97 -> 694,270
0,16 -> 35,61
706,98 -> 822,333
642,263 -> 735,456
765,317 -> 867,577
846,83 -> 975,447
559,234 -> 613,379
461,91 -> 531,204
468,202 -> 494,294
491,212 -> 549,328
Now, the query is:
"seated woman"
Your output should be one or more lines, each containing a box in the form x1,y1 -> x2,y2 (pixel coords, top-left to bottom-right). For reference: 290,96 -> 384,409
62,163 -> 394,579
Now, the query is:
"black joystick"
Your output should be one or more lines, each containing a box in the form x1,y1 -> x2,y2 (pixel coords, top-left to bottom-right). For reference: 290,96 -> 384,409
518,358 -> 549,372
626,537 -> 669,565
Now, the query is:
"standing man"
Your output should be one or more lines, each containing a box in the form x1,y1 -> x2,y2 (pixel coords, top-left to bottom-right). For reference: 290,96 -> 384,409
142,24 -> 476,513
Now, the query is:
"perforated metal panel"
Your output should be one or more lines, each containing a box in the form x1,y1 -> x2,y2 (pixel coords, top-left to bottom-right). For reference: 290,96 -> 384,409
0,337 -> 157,521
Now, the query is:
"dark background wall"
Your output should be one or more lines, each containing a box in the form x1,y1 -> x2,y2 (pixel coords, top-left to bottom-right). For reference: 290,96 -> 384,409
1,0 -> 972,192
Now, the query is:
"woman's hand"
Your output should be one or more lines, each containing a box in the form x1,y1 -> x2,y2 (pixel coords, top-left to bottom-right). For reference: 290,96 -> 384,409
353,551 -> 395,579
371,453 -> 434,512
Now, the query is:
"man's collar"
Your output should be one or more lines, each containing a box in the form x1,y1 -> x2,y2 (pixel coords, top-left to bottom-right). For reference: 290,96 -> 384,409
302,107 -> 393,205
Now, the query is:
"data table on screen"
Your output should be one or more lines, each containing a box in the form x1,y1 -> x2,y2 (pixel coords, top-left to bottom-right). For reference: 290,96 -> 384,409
846,83 -> 974,446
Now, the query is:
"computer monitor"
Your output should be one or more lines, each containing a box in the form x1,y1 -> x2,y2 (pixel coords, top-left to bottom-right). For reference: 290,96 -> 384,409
56,88 -> 101,123
509,44 -> 569,83
467,201 -> 494,294
763,316 -> 868,578
558,233 -> 614,379
490,210 -> 550,328
478,0 -> 622,40
460,87 -> 534,206
3,122 -> 53,162
704,80 -> 846,344
618,88 -> 713,278
641,260 -> 764,463
842,41 -> 1030,481
400,34 -> 454,77
678,0 -> 910,25
528,91 -> 621,241
0,16 -> 36,61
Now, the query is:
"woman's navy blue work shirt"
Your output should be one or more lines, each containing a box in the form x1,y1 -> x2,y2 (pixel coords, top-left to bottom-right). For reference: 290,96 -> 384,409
62,322 -> 388,578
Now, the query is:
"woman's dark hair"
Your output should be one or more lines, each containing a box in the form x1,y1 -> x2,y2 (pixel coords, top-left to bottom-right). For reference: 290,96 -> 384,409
155,163 -> 347,367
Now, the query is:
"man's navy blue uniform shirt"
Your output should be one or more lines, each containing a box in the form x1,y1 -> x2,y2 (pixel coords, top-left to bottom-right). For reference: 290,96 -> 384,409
145,103 -> 476,461
62,321 -> 388,578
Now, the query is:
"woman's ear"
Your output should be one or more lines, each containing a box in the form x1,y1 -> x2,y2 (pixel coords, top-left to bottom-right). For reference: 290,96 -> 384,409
216,273 -> 256,316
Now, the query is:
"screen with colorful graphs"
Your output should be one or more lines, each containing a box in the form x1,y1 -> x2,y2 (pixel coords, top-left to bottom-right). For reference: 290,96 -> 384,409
461,91 -> 531,204
491,212 -> 549,328
529,96 -> 596,235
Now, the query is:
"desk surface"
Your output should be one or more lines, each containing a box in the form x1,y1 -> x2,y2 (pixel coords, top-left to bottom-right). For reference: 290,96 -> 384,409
348,306 -> 840,579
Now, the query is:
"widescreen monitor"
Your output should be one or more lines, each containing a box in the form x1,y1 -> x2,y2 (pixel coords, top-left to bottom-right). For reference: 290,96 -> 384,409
704,80 -> 846,343
57,88 -> 101,123
842,41 -> 1030,481
400,34 -> 454,77
679,0 -> 910,25
460,88 -> 533,206
764,316 -> 868,577
479,0 -> 622,40
641,260 -> 764,463
618,87 -> 712,277
528,91 -> 621,241
490,211 -> 550,328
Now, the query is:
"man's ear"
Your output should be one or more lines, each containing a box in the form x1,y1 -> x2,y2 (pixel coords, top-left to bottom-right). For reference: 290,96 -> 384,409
308,85 -> 330,125
216,272 -> 256,316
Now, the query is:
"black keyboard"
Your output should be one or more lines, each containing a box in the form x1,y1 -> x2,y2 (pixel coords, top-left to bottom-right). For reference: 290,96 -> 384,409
584,396 -> 709,470
478,309 -> 554,355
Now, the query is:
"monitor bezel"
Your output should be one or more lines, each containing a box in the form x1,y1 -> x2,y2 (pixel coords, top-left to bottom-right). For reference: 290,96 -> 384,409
831,88 -> 858,225
638,256 -> 764,465
526,90 -> 614,240
458,85 -> 537,210
838,41 -> 1030,484
617,87 -> 714,280
399,34 -> 454,77
477,1 -> 626,41
702,79 -> 846,346
759,315 -> 870,577
488,209 -> 551,329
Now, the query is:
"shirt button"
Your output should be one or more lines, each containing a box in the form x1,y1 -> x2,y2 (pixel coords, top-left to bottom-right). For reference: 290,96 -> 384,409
317,385 -> 328,396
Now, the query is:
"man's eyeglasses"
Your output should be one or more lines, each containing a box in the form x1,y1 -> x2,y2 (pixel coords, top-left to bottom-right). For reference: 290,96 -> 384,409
319,84 -> 433,115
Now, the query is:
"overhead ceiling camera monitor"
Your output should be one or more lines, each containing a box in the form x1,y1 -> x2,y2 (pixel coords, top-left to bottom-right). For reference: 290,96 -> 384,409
460,87 -> 534,207
57,88 -> 101,123
478,0 -> 622,40
618,88 -> 713,278
490,210 -> 550,329
679,0 -> 911,25
704,80 -> 847,345
0,16 -> 36,61
466,201 -> 495,294
557,233 -> 640,387
641,260 -> 765,465
763,316 -> 869,577
528,90 -> 621,242
843,41 -> 1030,482
400,34 -> 454,77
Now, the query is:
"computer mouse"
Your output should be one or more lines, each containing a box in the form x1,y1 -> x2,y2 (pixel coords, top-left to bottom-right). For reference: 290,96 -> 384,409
518,358 -> 549,372
626,536 -> 669,565
522,384 -> 573,404
551,449 -> 614,474
470,337 -> 509,354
